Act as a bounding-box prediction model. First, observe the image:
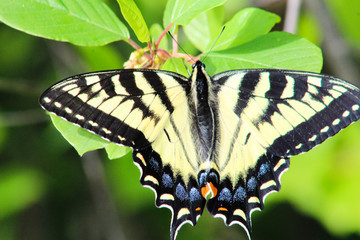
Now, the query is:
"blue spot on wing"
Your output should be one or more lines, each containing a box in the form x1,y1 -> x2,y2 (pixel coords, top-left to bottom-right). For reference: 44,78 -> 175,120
233,186 -> 247,201
176,183 -> 189,201
218,188 -> 232,202
247,177 -> 257,191
257,163 -> 270,178
190,188 -> 202,202
162,173 -> 174,188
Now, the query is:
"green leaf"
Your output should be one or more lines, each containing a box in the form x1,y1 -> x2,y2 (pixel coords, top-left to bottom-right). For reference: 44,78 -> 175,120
205,31 -> 323,75
161,57 -> 191,77
163,0 -> 227,28
105,143 -> 131,160
50,114 -> 109,156
0,169 -> 45,219
76,45 -> 125,71
117,0 -> 150,43
0,0 -> 129,46
212,8 -> 281,51
183,6 -> 224,52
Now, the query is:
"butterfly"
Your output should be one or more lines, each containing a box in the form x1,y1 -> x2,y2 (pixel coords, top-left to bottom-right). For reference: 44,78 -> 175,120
40,60 -> 360,239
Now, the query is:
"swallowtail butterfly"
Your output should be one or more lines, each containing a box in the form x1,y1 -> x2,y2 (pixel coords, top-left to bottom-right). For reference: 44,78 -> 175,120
40,60 -> 360,239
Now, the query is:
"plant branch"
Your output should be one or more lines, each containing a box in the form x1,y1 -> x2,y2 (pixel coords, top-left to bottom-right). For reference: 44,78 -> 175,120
81,151 -> 127,240
283,0 -> 302,34
155,22 -> 174,49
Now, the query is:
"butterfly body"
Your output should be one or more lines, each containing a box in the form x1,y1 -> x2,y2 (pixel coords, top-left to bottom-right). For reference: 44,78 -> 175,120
40,60 -> 360,240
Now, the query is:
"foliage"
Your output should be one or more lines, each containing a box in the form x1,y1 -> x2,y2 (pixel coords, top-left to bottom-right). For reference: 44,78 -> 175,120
0,0 -> 359,240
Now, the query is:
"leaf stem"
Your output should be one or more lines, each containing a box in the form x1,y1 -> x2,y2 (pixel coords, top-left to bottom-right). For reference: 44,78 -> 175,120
126,38 -> 151,60
126,38 -> 141,50
155,22 -> 174,49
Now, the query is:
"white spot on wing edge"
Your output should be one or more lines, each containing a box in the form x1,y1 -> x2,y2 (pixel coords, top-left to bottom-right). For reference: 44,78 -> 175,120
233,209 -> 247,221
273,158 -> 286,172
75,114 -> 85,121
135,152 -> 147,166
177,208 -> 190,219
295,143 -> 302,149
309,134 -> 317,142
88,120 -> 98,127
342,110 -> 350,118
260,180 -> 276,190
352,104 -> 360,111
54,101 -> 62,108
43,97 -> 51,103
101,127 -> 112,135
160,193 -> 175,201
320,126 -> 330,133
64,107 -> 73,114
248,196 -> 260,203
144,175 -> 159,185
332,118 -> 341,126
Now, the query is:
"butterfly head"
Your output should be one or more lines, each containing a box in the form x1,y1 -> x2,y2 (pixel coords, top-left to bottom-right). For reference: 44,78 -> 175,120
192,60 -> 205,70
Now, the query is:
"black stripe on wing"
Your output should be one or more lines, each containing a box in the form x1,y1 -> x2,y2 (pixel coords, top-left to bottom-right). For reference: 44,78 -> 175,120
39,69 -> 188,149
207,154 -> 290,238
210,69 -> 360,238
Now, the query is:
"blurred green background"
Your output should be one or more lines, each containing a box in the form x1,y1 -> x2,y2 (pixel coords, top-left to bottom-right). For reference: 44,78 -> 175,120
1,0 -> 360,240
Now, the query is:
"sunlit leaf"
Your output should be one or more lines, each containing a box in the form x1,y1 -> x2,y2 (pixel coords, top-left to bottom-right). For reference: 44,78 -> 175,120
212,7 -> 281,51
204,31 -> 322,75
163,0 -> 227,28
117,0 -> 150,42
0,0 -> 129,46
183,6 -> 224,52
161,57 -> 191,77
106,143 -> 131,160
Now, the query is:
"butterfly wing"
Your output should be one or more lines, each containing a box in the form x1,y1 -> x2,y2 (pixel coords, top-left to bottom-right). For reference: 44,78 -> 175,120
40,69 -> 206,239
208,69 -> 360,236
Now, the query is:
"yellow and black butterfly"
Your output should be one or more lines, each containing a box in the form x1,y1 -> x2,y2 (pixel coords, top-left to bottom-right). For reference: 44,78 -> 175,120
40,60 -> 360,239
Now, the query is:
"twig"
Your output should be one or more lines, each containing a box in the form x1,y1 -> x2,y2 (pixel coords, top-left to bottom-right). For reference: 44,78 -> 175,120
283,0 -> 302,34
155,23 -> 174,49
82,151 -> 127,240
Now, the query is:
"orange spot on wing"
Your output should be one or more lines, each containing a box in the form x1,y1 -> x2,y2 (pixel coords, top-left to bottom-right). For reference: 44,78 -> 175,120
195,207 -> 201,211
201,182 -> 218,198
208,182 -> 217,197
218,207 -> 228,212
201,185 -> 210,198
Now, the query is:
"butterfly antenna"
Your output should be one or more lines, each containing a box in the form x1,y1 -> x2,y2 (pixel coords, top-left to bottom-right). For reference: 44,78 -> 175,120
168,31 -> 196,64
202,26 -> 225,62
